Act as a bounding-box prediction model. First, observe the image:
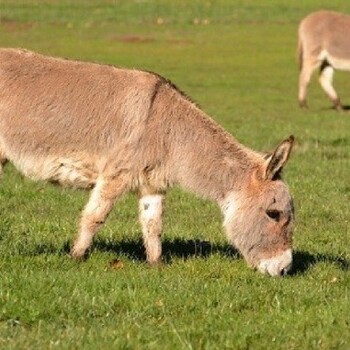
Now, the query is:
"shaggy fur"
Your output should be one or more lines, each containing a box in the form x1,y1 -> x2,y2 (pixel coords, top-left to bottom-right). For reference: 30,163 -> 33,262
0,49 -> 294,275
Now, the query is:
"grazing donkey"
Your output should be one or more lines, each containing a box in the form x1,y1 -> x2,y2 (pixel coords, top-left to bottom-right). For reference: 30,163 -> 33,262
0,49 -> 295,276
298,10 -> 350,109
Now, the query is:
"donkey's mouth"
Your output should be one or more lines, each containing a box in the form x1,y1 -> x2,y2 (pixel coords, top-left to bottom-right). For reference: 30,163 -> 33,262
257,249 -> 293,276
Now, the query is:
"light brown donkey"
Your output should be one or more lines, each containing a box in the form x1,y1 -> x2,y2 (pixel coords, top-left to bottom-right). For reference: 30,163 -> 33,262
0,49 -> 295,276
298,10 -> 350,109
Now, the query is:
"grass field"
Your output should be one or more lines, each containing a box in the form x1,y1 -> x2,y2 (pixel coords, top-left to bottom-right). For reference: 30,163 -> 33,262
0,1 -> 350,349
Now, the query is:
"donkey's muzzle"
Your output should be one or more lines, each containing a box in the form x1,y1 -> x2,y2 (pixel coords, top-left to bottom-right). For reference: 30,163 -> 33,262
257,249 -> 293,277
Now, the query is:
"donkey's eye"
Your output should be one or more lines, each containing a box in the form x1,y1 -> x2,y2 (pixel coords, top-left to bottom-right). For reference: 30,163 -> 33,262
266,210 -> 281,222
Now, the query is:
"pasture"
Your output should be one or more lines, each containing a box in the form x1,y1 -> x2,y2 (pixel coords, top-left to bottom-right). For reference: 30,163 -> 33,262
0,1 -> 349,349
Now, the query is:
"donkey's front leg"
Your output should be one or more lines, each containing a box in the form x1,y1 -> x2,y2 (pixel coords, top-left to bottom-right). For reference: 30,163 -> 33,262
71,176 -> 128,259
139,194 -> 163,265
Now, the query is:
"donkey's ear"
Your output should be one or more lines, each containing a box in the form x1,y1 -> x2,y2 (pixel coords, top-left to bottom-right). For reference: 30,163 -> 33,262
264,135 -> 294,180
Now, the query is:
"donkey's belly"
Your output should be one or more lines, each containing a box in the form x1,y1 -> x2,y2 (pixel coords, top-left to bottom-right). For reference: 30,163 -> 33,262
11,153 -> 99,188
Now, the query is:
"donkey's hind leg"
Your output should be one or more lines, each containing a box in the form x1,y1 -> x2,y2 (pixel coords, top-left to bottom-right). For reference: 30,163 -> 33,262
299,57 -> 320,108
139,194 -> 163,265
71,175 -> 129,259
319,62 -> 342,110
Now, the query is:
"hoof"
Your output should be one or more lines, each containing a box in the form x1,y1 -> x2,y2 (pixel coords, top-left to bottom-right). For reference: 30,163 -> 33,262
299,100 -> 308,109
334,104 -> 343,112
147,259 -> 163,268
70,247 -> 88,261
332,98 -> 343,111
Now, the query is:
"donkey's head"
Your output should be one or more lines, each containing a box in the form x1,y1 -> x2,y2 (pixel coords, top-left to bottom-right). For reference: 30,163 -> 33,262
223,136 -> 295,276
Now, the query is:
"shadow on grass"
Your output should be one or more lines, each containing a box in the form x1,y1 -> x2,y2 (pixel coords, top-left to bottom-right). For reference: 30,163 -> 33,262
340,104 -> 350,111
27,240 -> 350,275
291,250 -> 350,275
92,238 -> 240,264
320,104 -> 350,111
26,238 -> 239,263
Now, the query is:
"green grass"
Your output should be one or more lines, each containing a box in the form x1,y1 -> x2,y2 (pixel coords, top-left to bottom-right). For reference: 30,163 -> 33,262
0,1 -> 350,349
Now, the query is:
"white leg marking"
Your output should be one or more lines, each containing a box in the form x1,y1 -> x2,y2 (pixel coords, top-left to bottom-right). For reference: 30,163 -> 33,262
139,195 -> 163,264
319,65 -> 339,102
84,179 -> 106,215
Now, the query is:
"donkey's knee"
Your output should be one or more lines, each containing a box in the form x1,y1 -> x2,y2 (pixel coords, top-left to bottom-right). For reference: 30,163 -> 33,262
139,194 -> 163,265
299,99 -> 308,109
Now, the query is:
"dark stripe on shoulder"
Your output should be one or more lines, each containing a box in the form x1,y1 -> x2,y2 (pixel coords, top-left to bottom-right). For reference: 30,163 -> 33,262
149,78 -> 163,108
145,70 -> 199,107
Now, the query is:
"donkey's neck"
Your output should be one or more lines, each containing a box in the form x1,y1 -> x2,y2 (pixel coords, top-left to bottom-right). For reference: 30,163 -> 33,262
167,96 -> 262,202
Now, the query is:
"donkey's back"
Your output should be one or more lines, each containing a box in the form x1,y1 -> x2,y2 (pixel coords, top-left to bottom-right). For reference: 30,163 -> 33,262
0,48 -> 159,187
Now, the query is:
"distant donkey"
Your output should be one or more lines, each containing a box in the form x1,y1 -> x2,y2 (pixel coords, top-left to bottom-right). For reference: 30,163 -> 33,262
298,10 -> 350,109
0,49 -> 295,276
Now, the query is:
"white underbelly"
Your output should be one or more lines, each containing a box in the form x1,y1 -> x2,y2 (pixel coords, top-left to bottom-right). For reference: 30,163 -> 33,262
319,50 -> 350,71
11,154 -> 99,188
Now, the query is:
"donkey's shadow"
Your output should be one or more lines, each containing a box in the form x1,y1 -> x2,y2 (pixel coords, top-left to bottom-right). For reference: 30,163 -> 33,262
54,238 -> 350,275
92,238 -> 240,263
322,104 -> 350,111
291,251 -> 349,274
